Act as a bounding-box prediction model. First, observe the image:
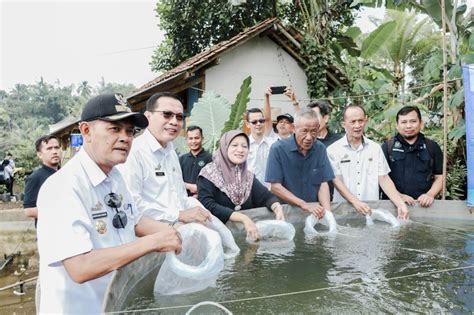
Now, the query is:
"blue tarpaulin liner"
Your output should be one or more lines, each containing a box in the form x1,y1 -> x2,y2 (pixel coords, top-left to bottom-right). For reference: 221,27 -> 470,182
70,133 -> 83,148
462,65 -> 474,207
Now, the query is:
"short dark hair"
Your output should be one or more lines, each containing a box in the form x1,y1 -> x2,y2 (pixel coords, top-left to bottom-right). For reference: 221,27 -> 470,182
146,92 -> 183,111
307,100 -> 331,116
244,108 -> 263,121
342,104 -> 366,120
396,106 -> 422,122
35,135 -> 59,152
186,125 -> 203,137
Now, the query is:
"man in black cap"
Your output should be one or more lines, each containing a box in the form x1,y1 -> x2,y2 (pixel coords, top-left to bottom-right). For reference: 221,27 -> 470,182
275,113 -> 294,140
36,93 -> 182,314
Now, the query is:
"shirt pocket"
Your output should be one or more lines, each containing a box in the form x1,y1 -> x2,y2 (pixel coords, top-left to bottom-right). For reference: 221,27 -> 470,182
310,167 -> 325,186
416,150 -> 431,174
391,150 -> 406,162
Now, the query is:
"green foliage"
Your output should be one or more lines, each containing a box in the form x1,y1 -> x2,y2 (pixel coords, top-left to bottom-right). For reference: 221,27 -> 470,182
0,79 -> 136,173
222,76 -> 252,133
361,21 -> 396,58
151,0 -> 286,72
445,142 -> 467,200
172,136 -> 188,156
422,52 -> 443,81
186,91 -> 231,153
299,1 -> 356,98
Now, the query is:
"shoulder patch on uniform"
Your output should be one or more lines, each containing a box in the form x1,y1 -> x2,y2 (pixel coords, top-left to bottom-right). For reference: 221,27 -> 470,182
91,201 -> 103,212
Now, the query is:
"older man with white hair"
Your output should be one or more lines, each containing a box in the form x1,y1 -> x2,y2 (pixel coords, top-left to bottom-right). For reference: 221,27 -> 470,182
265,108 -> 334,218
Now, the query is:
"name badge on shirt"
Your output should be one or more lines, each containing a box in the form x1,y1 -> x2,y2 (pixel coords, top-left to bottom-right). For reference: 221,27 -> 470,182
340,159 -> 351,163
92,212 -> 108,219
155,171 -> 165,176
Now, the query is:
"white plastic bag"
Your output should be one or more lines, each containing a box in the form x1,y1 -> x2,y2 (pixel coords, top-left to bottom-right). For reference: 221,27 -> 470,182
247,220 -> 295,242
205,215 -> 240,259
304,211 -> 337,236
366,209 -> 400,227
154,223 -> 224,295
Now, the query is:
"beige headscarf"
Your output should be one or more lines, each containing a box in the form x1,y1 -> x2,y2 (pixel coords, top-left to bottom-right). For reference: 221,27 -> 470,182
199,130 -> 254,207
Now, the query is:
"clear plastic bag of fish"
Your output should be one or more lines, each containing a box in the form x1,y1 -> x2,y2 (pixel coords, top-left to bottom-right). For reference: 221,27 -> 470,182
205,215 -> 240,259
154,223 -> 224,295
304,211 -> 337,236
365,209 -> 400,227
247,220 -> 295,243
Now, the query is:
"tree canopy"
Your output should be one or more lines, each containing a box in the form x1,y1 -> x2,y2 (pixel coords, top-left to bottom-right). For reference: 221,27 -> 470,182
150,0 -> 296,72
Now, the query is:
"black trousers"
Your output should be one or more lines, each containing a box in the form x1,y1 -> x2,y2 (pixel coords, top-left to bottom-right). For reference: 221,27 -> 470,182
5,178 -> 13,196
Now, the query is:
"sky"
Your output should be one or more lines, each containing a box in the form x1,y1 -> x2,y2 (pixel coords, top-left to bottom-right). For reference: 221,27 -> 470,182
1,1 -> 473,92
1,0 -> 164,91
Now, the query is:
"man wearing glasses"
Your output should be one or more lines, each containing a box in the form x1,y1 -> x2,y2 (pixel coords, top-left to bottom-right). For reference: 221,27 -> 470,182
36,94 -> 182,314
122,92 -> 211,225
245,104 -> 277,188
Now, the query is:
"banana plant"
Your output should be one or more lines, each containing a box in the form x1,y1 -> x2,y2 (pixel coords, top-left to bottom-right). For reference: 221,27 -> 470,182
187,91 -> 231,153
222,76 -> 251,133
173,77 -> 252,154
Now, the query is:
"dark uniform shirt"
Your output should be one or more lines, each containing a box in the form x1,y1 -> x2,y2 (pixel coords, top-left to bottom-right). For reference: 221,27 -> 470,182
318,129 -> 342,200
381,133 -> 443,199
319,129 -> 342,147
179,149 -> 212,196
265,135 -> 335,202
23,164 -> 57,227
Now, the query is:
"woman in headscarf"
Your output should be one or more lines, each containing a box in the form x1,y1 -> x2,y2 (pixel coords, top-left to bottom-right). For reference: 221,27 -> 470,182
198,130 -> 284,241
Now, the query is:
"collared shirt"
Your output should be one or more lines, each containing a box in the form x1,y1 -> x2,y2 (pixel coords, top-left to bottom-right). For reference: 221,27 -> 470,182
37,148 -> 137,314
179,149 -> 212,196
265,135 -> 334,202
247,133 -> 277,188
327,135 -> 390,201
382,133 -> 443,199
120,129 -> 201,222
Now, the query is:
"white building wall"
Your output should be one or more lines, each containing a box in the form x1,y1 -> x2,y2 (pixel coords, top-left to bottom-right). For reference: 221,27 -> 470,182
205,36 -> 309,117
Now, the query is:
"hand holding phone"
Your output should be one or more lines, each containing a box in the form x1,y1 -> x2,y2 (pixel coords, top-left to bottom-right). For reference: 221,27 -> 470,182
270,86 -> 287,95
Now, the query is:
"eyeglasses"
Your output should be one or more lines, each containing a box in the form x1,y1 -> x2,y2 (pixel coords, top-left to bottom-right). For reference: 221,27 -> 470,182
104,192 -> 127,229
249,119 -> 266,125
151,110 -> 184,122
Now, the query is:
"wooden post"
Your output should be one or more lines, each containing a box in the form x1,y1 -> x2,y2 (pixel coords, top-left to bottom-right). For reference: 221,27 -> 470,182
441,0 -> 449,199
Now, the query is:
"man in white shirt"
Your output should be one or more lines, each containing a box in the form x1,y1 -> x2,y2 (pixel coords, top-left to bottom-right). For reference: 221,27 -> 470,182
37,93 -> 182,314
121,92 -> 211,224
327,105 -> 409,219
246,107 -> 276,188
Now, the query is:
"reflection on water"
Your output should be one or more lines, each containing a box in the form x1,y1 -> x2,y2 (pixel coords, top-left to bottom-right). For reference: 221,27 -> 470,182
0,253 -> 37,314
123,218 -> 474,314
